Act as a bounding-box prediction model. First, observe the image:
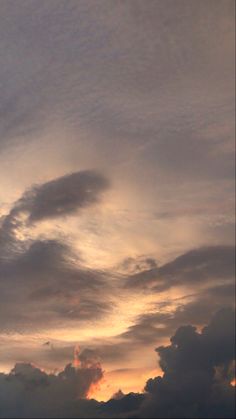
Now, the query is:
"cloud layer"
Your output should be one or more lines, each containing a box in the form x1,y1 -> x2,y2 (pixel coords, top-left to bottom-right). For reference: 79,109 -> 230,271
0,309 -> 234,418
0,0 -> 234,411
0,357 -> 103,418
125,245 -> 235,292
0,171 -> 112,333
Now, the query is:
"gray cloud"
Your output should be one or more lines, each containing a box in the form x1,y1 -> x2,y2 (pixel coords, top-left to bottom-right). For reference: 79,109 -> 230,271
0,1 -> 234,186
0,170 -> 109,260
0,171 -> 111,332
121,277 -> 235,346
19,170 -> 109,222
0,309 -> 234,418
0,360 -> 103,418
125,246 -> 235,292
142,308 -> 235,418
0,2 -> 235,415
0,238 -> 112,333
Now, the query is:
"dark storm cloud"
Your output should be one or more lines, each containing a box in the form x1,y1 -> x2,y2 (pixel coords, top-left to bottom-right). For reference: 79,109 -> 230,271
0,309 -> 234,418
101,309 -> 235,418
0,238 -> 112,332
0,361 -> 103,418
125,245 -> 235,292
142,308 -> 235,418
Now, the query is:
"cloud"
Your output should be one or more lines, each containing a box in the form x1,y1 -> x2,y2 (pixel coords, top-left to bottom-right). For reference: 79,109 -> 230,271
0,0 -> 234,188
121,281 -> 235,346
0,309 -> 234,418
0,2 -> 234,414
0,170 -> 109,259
120,246 -> 235,349
93,308 -> 236,418
0,238 -> 112,333
142,308 -> 235,418
2,170 -> 109,227
19,170 -> 109,222
0,359 -> 103,418
125,246 -> 235,292
0,170 -> 112,332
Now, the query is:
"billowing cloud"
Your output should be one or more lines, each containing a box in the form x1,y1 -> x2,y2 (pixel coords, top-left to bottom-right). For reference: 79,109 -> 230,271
0,1 -> 234,412
0,309 -> 234,418
0,358 -> 103,418
98,309 -> 235,418
142,308 -> 235,418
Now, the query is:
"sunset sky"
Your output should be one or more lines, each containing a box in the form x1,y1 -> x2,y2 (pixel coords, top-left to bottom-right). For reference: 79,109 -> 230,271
0,1 -> 235,418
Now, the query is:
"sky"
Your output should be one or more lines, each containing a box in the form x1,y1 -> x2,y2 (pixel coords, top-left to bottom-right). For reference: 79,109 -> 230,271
0,1 -> 235,418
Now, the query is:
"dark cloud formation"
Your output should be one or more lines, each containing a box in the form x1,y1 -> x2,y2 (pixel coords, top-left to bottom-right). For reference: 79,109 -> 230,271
0,238 -> 112,332
0,170 -> 111,332
0,359 -> 103,418
120,245 -> 235,350
125,245 -> 235,292
0,2 -> 234,416
142,308 -> 235,418
96,309 -> 235,419
119,256 -> 158,275
0,309 -> 234,418
121,282 -> 235,346
0,170 -> 109,258
19,170 -> 109,222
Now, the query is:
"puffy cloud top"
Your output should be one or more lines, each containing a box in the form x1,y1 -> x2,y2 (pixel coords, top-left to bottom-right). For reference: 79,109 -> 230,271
0,360 -> 103,418
144,308 -> 235,418
0,309 -> 234,418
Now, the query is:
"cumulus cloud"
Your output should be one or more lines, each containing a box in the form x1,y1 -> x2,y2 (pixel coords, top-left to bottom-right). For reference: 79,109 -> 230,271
0,309 -> 234,418
0,359 -> 103,418
142,308 -> 235,418
0,2 -> 234,413
92,309 -> 236,418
